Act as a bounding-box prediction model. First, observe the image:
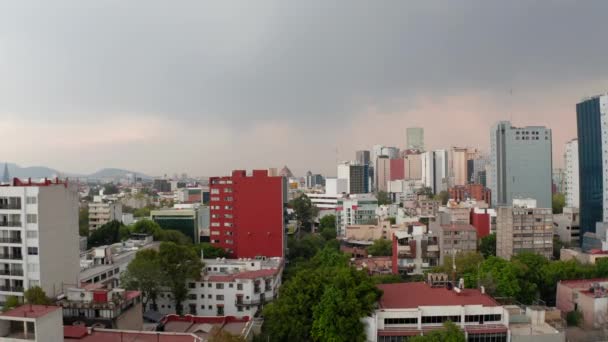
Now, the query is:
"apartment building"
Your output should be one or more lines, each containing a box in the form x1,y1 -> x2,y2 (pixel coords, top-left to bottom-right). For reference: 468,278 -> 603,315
391,224 -> 439,275
553,207 -> 580,246
336,194 -> 378,237
449,184 -> 492,206
0,178 -> 79,306
88,200 -> 122,231
156,257 -> 283,318
209,170 -> 286,258
437,224 -> 478,264
364,278 -> 509,341
496,200 -> 553,260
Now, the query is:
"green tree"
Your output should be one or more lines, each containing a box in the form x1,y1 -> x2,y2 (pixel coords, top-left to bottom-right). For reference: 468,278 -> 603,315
372,274 -> 403,284
121,249 -> 164,310
196,242 -> 228,259
79,207 -> 89,237
319,215 -> 336,230
290,195 -> 317,232
434,191 -> 449,205
566,310 -> 583,326
87,220 -> 124,248
552,193 -> 565,214
158,242 -> 204,315
3,296 -> 20,312
478,256 -> 521,300
133,206 -> 152,218
367,239 -> 392,256
434,252 -> 484,288
157,229 -> 192,245
479,233 -> 496,258
320,226 -> 337,241
511,252 -> 549,304
376,191 -> 391,205
24,286 -> 51,305
409,321 -> 466,342
103,183 -> 119,195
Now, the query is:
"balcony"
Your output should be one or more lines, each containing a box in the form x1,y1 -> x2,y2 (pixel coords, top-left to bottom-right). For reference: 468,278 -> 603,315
0,269 -> 23,276
0,254 -> 22,260
427,244 -> 439,252
0,222 -> 21,227
0,286 -> 24,293
0,237 -> 21,244
235,298 -> 266,306
0,204 -> 21,210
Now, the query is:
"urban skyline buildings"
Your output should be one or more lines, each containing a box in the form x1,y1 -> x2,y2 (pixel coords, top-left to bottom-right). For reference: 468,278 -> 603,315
489,121 -> 553,209
564,138 -> 579,209
406,127 -> 424,151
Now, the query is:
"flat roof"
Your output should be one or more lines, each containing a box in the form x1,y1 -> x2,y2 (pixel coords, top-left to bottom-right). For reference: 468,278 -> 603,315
559,278 -> 608,289
1,305 -> 61,319
440,224 -> 477,232
377,282 -> 499,309
64,328 -> 199,342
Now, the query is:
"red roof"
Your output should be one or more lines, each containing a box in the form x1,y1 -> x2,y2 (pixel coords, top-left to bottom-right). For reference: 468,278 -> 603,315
125,290 -> 141,301
1,305 -> 61,319
559,278 -> 608,289
64,329 -> 199,342
64,326 -> 88,338
377,282 -> 499,309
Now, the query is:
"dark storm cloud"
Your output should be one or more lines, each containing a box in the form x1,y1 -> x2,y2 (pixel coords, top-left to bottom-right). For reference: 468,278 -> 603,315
1,1 -> 607,124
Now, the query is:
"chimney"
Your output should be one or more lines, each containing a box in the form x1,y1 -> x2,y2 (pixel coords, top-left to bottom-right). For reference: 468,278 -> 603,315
480,286 -> 485,294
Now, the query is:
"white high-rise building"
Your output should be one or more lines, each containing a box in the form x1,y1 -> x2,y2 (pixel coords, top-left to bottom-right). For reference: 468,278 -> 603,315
565,138 -> 579,208
433,150 -> 448,193
0,179 -> 79,304
421,151 -> 435,193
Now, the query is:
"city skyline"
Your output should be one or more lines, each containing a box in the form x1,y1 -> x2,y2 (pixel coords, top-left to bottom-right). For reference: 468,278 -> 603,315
2,1 -> 608,176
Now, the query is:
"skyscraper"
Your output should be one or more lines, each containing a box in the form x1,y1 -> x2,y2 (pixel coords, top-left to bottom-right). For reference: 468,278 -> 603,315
406,127 -> 424,151
577,95 -> 608,236
337,162 -> 369,194
355,150 -> 370,166
489,121 -> 552,208
564,138 -> 579,208
1,164 -> 8,184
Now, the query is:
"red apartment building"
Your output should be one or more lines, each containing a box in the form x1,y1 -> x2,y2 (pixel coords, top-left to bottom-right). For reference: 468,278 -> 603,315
448,184 -> 491,206
209,170 -> 286,258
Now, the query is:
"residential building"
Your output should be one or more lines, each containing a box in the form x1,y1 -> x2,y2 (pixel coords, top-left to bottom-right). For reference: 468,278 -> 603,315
337,162 -> 369,194
577,96 -> 608,237
79,235 -> 159,287
364,278 -> 509,341
433,149 -> 449,193
405,153 -> 423,180
389,158 -> 405,181
336,194 -> 378,237
176,187 -> 209,204
0,178 -> 79,306
421,151 -> 435,193
418,199 -> 439,218
553,207 -> 580,246
439,206 -> 472,225
88,200 -> 122,231
387,179 -> 425,204
375,156 -> 391,192
564,138 -> 579,208
151,208 -> 200,243
450,146 -> 469,187
556,278 -> 608,329
156,257 -> 283,317
158,315 -> 253,341
406,127 -> 425,151
449,184 -> 492,206
490,121 -> 553,209
560,248 -> 608,265
59,286 -> 143,330
471,208 -> 497,239
506,305 -> 565,342
344,220 -> 400,243
351,256 -> 392,276
209,170 -> 286,258
0,305 -> 63,341
356,150 -> 371,166
496,200 -> 553,260
153,179 -> 171,192
392,224 -> 439,275
437,224 -> 478,264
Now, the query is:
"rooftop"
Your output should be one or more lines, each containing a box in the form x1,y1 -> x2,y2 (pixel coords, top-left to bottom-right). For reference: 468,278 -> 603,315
207,268 -> 279,282
64,327 -> 200,342
440,224 -> 477,232
377,282 -> 499,309
1,305 -> 61,319
559,278 -> 608,289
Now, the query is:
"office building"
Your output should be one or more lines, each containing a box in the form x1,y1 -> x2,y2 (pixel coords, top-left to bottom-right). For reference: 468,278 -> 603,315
564,139 -> 579,208
1,164 -> 9,184
88,200 -> 122,231
0,178 -> 79,305
405,153 -> 423,180
577,96 -> 608,237
151,208 -> 200,243
381,147 -> 400,160
356,150 -> 371,166
375,156 -> 390,192
449,147 -> 469,186
496,200 -> 553,260
406,127 -> 425,151
552,169 -> 565,194
421,151 -> 435,193
209,170 -> 286,258
305,171 -> 325,189
337,162 -> 369,194
490,121 -> 552,208
365,279 -> 509,341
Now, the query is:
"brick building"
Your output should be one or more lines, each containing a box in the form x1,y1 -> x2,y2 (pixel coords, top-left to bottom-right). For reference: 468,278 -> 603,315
449,184 -> 492,206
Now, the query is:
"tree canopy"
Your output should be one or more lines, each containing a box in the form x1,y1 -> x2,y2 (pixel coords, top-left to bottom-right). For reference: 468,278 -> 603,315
409,321 -> 466,342
79,207 -> 89,237
24,286 -> 51,305
479,233 -> 496,258
87,220 -> 125,248
158,242 -> 204,315
290,195 -> 317,232
367,239 -> 392,257
552,193 -> 565,214
196,242 -> 229,259
376,191 -> 391,205
121,249 -> 164,310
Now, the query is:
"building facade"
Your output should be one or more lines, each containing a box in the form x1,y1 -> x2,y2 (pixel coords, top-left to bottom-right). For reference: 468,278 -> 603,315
337,162 -> 369,194
336,195 -> 378,237
375,156 -> 391,193
437,224 -> 478,264
577,95 -> 608,237
406,127 -> 425,151
490,121 -> 553,209
449,184 -> 492,206
564,138 -> 579,209
209,170 -> 286,258
0,178 -> 80,306
496,203 -> 553,260
151,208 -> 200,243
391,224 -> 439,275
356,150 -> 371,166
88,201 -> 122,231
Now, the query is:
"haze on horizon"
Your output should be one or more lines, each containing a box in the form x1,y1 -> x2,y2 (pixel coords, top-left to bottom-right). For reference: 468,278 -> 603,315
1,1 -> 607,177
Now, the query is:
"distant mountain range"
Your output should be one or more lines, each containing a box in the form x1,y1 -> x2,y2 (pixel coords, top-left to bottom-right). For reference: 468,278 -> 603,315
0,162 -> 151,181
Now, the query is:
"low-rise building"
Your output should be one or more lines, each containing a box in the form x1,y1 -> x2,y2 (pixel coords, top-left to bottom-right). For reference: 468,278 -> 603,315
0,305 -> 63,341
418,199 -> 439,218
437,223 -> 478,264
553,207 -> 580,246
344,220 -> 399,243
506,305 -> 565,342
391,224 -> 439,275
363,278 -> 509,341
336,194 -> 378,237
560,248 -> 608,264
88,200 -> 122,231
151,208 -> 200,243
449,184 -> 492,206
556,278 -> 608,329
350,257 -> 393,276
156,257 -> 283,318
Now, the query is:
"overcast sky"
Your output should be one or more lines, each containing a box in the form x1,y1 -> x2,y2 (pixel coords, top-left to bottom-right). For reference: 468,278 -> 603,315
1,1 -> 607,177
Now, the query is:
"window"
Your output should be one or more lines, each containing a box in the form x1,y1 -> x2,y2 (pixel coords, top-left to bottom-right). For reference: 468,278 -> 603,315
237,284 -> 243,291
189,283 -> 196,289
216,283 -> 224,289
201,295 -> 205,299
238,306 -> 243,312
229,284 -> 233,288
188,294 -> 197,300
27,247 -> 38,255
208,294 -> 212,299
26,231 -> 37,238
216,295 -> 224,300
208,305 -> 212,309
483,314 -> 501,322
26,214 -> 37,224
384,318 -> 417,325
421,316 -> 461,324
26,197 -> 37,204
